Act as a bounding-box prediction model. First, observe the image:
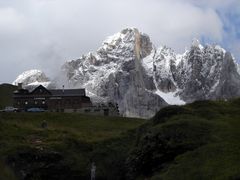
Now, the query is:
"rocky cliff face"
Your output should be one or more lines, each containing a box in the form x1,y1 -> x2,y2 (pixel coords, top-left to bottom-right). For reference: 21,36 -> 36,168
14,28 -> 240,118
174,40 -> 240,102
60,28 -> 168,118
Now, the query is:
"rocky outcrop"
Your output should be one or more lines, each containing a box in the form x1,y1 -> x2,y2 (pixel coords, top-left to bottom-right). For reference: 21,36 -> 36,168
212,52 -> 240,99
60,28 -> 167,118
174,40 -> 240,102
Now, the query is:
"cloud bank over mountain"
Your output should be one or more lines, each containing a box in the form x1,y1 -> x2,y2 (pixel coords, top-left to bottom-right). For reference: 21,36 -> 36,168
0,0 -> 239,83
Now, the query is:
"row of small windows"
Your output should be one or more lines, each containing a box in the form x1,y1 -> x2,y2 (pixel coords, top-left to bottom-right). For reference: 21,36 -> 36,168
17,101 -> 45,105
51,100 -> 81,105
17,99 -> 83,106
35,101 -> 45,104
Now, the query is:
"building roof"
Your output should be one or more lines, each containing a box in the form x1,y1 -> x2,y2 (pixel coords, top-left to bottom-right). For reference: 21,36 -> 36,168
49,89 -> 86,97
13,85 -> 86,97
13,89 -> 29,94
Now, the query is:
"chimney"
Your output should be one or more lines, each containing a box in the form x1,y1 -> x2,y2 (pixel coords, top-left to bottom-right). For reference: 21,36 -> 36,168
18,83 -> 23,90
62,85 -> 65,94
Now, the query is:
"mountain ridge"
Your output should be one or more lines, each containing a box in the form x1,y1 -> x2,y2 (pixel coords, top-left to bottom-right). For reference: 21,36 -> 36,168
13,28 -> 240,118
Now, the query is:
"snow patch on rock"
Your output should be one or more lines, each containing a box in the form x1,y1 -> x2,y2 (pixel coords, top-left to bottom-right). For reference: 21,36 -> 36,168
155,90 -> 185,105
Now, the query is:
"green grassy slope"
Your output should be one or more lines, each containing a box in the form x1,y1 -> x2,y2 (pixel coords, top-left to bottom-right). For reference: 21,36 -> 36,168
1,83 -> 240,180
127,99 -> 240,180
0,113 -> 145,179
0,83 -> 17,109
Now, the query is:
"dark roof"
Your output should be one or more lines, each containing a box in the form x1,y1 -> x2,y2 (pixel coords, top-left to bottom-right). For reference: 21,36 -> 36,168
49,89 -> 86,97
13,89 -> 29,94
30,85 -> 51,95
13,85 -> 86,97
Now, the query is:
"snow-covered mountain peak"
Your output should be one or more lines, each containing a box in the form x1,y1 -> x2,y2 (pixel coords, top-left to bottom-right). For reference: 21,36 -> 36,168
191,38 -> 204,50
158,46 -> 176,57
13,28 -> 240,118
57,28 -> 240,117
192,38 -> 200,47
102,27 -> 138,48
99,28 -> 153,61
214,45 -> 226,54
120,27 -> 138,34
13,69 -> 51,88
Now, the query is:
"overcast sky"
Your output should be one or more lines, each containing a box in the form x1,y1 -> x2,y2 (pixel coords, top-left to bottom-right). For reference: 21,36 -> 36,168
0,0 -> 239,83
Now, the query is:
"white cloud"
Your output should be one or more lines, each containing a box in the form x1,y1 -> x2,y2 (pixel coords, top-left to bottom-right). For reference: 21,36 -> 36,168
0,7 -> 26,34
0,0 -> 238,82
18,0 -> 224,52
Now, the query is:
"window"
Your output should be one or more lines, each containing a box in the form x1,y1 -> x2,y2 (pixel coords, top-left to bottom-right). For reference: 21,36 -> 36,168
84,109 -> 91,112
